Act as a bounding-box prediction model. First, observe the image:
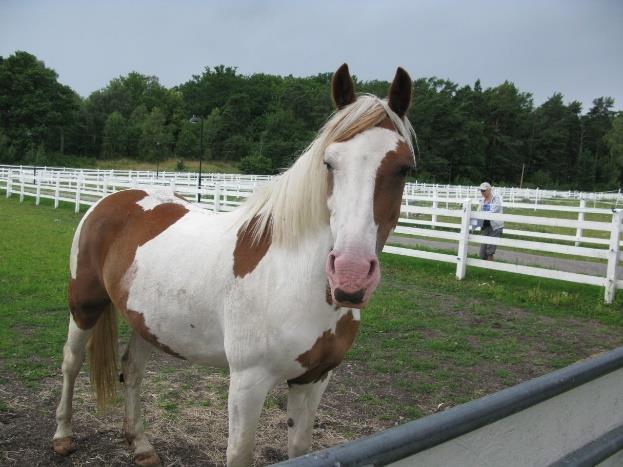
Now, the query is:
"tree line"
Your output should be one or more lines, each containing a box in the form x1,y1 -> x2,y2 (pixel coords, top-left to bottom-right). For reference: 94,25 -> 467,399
1,50 -> 622,190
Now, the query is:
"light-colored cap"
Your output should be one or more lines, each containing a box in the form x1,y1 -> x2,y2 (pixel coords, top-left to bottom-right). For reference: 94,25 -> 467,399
479,182 -> 492,191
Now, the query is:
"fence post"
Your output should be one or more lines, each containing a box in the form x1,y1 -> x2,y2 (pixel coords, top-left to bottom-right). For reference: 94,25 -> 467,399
575,198 -> 586,247
54,175 -> 60,208
432,188 -> 438,229
75,175 -> 82,213
534,188 -> 539,210
456,198 -> 472,280
6,170 -> 12,198
35,173 -> 41,205
19,172 -> 25,202
604,210 -> 622,304
214,182 -> 221,212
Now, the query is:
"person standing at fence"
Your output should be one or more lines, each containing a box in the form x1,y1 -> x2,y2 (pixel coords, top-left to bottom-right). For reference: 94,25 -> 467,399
478,182 -> 503,261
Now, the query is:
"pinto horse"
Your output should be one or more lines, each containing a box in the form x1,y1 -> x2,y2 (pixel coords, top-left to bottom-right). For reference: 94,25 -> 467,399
52,64 -> 416,466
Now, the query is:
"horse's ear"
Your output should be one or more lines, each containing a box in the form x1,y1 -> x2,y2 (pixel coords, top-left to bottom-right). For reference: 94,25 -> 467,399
332,63 -> 356,110
388,67 -> 412,118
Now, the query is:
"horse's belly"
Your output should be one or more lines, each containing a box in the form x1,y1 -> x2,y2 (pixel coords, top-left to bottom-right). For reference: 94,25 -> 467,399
123,212 -> 235,366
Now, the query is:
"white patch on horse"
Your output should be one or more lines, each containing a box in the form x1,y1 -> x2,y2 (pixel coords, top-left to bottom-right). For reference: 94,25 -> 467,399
325,126 -> 403,256
124,210 -> 239,365
136,189 -> 188,211
69,198 -> 105,279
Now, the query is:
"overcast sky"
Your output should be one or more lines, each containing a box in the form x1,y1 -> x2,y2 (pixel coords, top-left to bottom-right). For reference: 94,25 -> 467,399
1,0 -> 621,112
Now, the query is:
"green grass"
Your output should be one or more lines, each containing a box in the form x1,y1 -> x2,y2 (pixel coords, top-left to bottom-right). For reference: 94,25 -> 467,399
1,193 -> 622,422
0,195 -> 83,385
92,158 -> 241,174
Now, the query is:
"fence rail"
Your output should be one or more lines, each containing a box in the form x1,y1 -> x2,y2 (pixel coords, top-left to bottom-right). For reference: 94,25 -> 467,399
1,165 -> 621,303
275,346 -> 623,467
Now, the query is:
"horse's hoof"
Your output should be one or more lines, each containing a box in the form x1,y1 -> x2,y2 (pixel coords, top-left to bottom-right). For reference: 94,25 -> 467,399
52,436 -> 76,456
134,449 -> 161,467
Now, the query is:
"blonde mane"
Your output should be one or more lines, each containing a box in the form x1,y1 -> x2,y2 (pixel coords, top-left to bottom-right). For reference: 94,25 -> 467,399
240,94 -> 416,247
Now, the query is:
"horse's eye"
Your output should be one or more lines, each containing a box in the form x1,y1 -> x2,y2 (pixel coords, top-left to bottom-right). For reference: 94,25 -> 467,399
324,161 -> 333,171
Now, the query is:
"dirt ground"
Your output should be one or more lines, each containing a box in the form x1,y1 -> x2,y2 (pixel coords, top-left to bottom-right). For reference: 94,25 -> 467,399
0,355 -> 404,467
1,306 -> 621,466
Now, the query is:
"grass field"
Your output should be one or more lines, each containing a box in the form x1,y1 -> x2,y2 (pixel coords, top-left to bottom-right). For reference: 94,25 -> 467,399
92,158 -> 241,174
1,193 -> 622,465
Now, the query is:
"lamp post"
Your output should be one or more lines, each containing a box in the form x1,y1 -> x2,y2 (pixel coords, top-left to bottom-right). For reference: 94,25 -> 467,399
190,115 -> 204,203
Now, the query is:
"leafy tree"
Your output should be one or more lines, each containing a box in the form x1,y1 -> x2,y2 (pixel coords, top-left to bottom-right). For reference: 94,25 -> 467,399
605,114 -> 623,184
239,154 -> 273,174
0,51 -> 78,156
138,107 -> 172,161
175,120 -> 200,159
101,111 -> 127,158
127,105 -> 148,157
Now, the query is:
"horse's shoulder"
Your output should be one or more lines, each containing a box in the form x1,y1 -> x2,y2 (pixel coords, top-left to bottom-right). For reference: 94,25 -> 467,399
287,310 -> 360,385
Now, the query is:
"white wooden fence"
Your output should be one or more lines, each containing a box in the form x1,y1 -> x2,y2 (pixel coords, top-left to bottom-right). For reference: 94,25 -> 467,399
1,165 -> 621,303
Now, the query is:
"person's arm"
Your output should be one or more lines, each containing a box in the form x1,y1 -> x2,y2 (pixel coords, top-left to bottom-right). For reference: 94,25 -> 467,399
490,195 -> 503,214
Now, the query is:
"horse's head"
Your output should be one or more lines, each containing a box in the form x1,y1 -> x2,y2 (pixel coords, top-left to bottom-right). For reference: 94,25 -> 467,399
325,64 -> 415,308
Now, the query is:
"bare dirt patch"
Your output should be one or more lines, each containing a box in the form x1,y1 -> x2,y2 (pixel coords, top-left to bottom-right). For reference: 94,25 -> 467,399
1,301 -> 621,466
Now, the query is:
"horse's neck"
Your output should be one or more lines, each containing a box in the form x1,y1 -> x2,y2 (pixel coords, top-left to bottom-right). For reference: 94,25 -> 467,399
281,221 -> 332,260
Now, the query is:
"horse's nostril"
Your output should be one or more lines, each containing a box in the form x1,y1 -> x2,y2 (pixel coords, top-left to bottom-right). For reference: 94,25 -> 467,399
368,259 -> 377,278
328,253 -> 337,274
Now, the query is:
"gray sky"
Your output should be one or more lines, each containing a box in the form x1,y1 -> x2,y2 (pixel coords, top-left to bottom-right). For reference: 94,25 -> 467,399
1,0 -> 622,112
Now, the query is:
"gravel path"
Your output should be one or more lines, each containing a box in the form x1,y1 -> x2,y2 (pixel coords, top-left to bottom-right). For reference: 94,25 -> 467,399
388,235 -> 615,278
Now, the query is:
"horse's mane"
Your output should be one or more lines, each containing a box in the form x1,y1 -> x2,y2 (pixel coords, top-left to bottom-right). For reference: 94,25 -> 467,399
239,94 -> 416,247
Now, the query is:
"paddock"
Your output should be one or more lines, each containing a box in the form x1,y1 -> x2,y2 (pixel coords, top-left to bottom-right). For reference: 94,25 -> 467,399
1,179 -> 622,466
1,165 -> 622,304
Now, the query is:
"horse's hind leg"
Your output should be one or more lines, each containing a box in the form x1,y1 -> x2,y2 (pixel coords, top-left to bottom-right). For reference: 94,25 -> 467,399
53,315 -> 93,455
121,332 -> 159,467
286,375 -> 331,459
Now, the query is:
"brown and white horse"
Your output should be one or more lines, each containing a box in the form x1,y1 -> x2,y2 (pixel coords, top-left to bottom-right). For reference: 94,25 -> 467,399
52,64 -> 416,466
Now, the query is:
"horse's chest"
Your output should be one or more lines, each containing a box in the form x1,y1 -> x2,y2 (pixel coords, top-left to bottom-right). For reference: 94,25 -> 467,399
288,310 -> 360,385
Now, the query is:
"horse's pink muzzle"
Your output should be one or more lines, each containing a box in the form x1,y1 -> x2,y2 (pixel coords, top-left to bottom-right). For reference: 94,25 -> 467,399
326,250 -> 380,308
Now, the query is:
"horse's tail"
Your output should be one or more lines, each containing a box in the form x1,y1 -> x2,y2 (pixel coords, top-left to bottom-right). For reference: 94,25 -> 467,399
87,304 -> 118,410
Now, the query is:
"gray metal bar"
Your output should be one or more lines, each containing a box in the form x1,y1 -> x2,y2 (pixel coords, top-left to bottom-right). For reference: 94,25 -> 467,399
274,346 -> 623,467
548,424 -> 623,467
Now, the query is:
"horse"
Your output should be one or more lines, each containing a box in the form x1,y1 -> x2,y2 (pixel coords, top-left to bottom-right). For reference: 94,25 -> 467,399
52,63 -> 416,466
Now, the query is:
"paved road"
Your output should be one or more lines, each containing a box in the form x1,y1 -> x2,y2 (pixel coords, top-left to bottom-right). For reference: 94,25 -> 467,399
387,235 -> 613,278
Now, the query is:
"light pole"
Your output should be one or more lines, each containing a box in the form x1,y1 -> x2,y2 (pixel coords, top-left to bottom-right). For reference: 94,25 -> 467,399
190,115 -> 204,203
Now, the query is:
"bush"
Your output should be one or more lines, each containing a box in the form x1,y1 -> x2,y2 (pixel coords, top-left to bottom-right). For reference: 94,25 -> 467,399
239,154 -> 273,175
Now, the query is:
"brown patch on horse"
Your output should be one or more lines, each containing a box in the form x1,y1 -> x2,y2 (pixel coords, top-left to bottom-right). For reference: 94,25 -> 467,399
124,309 -> 186,359
233,215 -> 272,278
287,310 -> 359,385
69,189 -> 190,359
373,137 -> 414,254
376,116 -> 397,132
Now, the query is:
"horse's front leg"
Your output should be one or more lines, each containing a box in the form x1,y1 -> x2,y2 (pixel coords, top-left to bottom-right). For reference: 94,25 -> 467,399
286,374 -> 331,459
226,368 -> 276,467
